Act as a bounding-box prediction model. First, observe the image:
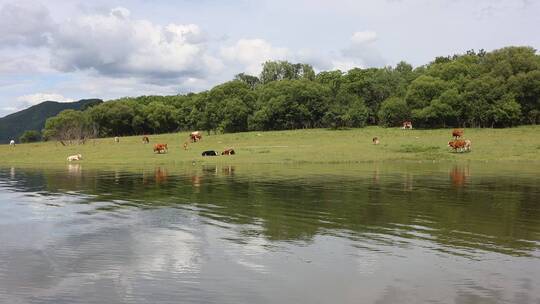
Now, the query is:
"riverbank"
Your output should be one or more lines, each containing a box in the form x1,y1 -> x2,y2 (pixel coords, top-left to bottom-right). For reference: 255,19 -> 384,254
1,126 -> 540,165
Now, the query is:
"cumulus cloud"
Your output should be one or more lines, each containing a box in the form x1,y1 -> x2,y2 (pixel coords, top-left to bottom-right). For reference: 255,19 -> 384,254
17,93 -> 74,106
336,30 -> 385,70
48,7 -> 221,82
0,2 -> 55,47
220,39 -> 289,75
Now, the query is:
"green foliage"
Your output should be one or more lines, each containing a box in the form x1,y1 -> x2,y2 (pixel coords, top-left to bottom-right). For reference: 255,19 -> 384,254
42,110 -> 93,142
378,97 -> 410,127
260,61 -> 315,84
38,47 -> 540,137
19,130 -> 41,143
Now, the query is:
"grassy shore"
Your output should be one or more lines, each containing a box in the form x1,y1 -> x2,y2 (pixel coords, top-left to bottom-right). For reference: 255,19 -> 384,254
1,126 -> 540,166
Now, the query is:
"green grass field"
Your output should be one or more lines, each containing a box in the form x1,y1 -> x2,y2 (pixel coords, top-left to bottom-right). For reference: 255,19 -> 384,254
1,126 -> 540,166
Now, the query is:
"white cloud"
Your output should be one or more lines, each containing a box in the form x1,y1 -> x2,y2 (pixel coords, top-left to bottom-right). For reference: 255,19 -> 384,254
336,31 -> 385,70
48,7 -> 222,81
17,93 -> 74,106
351,31 -> 378,45
0,2 -> 55,47
221,39 -> 289,75
0,52 -> 53,74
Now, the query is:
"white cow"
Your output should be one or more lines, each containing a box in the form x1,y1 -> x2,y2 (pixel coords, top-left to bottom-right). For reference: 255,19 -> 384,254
67,154 -> 83,161
464,139 -> 472,152
9,140 -> 15,146
114,136 -> 120,143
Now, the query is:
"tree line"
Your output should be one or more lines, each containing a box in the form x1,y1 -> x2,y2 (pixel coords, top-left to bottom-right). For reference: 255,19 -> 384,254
41,46 -> 540,142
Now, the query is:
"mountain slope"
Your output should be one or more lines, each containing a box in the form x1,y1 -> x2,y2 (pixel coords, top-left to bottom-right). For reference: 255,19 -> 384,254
0,99 -> 102,143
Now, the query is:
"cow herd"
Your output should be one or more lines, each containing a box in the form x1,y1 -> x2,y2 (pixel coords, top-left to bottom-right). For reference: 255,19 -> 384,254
7,124 -> 474,162
150,131 -> 235,157
448,129 -> 472,152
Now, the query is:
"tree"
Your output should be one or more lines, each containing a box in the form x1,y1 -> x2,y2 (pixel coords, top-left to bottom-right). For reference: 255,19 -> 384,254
19,130 -> 41,143
42,110 -> 92,143
234,73 -> 260,89
315,70 -> 343,96
260,61 -> 316,84
378,97 -> 410,127
405,75 -> 448,110
220,98 -> 250,132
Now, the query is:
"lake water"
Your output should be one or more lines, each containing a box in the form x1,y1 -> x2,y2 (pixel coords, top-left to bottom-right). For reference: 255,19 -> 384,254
0,163 -> 539,304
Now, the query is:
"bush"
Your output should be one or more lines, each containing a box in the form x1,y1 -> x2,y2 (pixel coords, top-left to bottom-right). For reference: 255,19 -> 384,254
19,130 -> 41,143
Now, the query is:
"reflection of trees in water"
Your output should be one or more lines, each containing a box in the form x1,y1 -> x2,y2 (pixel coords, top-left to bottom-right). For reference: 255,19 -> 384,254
2,166 -> 540,257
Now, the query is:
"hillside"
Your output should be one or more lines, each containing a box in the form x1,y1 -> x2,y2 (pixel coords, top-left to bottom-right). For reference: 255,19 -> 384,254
0,99 -> 102,143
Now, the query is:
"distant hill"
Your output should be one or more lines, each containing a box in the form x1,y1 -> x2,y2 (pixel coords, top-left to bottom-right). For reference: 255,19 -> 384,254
0,99 -> 102,143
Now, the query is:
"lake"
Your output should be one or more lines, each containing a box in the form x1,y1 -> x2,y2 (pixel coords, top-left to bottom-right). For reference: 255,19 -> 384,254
0,163 -> 539,304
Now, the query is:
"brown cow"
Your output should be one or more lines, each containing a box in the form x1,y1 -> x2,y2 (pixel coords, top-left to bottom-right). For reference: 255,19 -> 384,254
190,131 -> 202,142
222,148 -> 235,155
153,143 -> 168,154
372,137 -> 380,145
448,140 -> 466,152
452,129 -> 464,139
142,136 -> 150,144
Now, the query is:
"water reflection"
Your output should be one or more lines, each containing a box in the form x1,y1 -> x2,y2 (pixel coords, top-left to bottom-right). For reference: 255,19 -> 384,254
450,165 -> 470,188
0,163 -> 539,304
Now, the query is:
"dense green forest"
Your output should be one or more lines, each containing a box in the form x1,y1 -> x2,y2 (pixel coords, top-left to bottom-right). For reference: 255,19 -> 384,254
42,46 -> 540,141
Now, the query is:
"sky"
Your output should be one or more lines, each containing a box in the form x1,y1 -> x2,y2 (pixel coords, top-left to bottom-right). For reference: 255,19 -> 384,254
0,0 -> 539,117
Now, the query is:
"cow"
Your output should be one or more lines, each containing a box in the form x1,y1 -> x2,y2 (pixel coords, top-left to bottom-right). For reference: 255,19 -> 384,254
452,129 -> 464,139
9,140 -> 15,146
153,143 -> 168,154
142,136 -> 150,144
222,148 -> 235,155
401,121 -> 413,129
190,131 -> 202,143
464,139 -> 472,152
67,154 -> 83,161
201,150 -> 218,156
372,137 -> 380,145
448,140 -> 466,152
114,136 -> 120,143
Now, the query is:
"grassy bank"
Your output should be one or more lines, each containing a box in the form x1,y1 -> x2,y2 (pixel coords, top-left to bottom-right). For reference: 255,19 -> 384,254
1,126 -> 540,165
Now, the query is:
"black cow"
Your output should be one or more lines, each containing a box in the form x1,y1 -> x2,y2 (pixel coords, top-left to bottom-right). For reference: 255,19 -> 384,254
201,150 -> 218,156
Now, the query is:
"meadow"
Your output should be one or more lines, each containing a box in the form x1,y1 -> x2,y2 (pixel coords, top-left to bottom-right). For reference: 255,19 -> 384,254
1,126 -> 540,166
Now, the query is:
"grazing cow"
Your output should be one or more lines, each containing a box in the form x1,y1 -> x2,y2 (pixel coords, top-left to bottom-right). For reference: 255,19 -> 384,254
190,131 -> 202,143
401,121 -> 413,129
372,137 -> 380,145
452,129 -> 464,139
448,140 -> 467,152
114,136 -> 120,143
67,154 -> 83,161
153,143 -> 168,154
201,150 -> 218,156
9,140 -> 15,146
222,148 -> 235,155
142,136 -> 149,144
